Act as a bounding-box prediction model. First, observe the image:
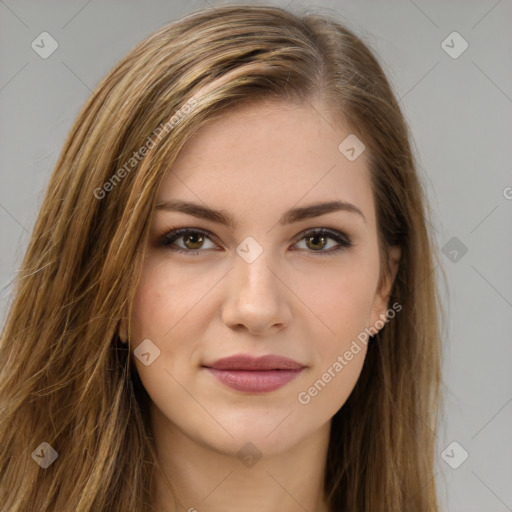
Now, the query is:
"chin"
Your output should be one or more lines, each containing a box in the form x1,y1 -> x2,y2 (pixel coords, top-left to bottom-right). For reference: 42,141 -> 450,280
198,418 -> 310,458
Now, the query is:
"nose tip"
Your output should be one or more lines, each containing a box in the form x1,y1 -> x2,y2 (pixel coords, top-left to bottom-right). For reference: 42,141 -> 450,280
221,250 -> 291,335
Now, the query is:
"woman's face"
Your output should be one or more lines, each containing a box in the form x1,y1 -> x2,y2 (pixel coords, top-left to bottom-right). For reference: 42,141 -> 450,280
123,98 -> 399,457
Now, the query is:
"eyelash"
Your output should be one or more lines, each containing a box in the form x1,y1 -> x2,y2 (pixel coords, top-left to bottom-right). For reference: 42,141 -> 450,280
158,227 -> 353,256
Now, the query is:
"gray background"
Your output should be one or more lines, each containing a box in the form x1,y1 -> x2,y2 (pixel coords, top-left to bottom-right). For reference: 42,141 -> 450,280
1,1 -> 511,511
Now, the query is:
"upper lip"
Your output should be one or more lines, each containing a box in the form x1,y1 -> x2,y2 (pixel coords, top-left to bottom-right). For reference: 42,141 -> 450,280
203,354 -> 305,371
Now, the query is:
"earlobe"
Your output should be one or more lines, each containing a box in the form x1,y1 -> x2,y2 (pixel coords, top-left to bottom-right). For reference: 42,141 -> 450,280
382,244 -> 401,303
118,318 -> 128,344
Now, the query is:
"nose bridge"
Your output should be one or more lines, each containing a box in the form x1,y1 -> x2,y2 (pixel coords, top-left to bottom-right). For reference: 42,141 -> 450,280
233,237 -> 279,296
221,236 -> 290,333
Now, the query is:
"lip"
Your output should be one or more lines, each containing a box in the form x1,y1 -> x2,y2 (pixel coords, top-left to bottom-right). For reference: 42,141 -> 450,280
204,354 -> 305,371
202,354 -> 306,393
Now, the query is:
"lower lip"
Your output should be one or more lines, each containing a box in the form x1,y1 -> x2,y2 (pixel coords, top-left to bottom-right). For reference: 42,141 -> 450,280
204,367 -> 304,393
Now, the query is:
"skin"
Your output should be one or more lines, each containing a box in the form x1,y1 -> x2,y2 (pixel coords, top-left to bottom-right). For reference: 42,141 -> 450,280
119,98 -> 400,512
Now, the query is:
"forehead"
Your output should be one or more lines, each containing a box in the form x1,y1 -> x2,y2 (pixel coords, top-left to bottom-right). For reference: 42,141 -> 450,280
156,99 -> 375,230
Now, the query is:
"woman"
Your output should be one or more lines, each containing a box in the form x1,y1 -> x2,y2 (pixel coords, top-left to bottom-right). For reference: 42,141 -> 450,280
0,4 -> 445,511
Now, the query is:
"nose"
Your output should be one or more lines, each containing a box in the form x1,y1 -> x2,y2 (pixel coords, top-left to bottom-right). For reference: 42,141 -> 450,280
221,248 -> 292,336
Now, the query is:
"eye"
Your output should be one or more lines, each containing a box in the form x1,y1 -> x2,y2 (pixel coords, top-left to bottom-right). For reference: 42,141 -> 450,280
292,227 -> 353,256
158,227 -> 353,255
159,228 -> 217,253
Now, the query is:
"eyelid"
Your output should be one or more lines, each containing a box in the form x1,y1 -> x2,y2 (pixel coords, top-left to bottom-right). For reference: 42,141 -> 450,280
158,227 -> 218,250
291,227 -> 352,245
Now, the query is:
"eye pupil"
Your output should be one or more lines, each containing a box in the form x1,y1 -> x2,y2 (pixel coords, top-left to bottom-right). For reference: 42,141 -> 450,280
306,234 -> 327,251
184,232 -> 204,250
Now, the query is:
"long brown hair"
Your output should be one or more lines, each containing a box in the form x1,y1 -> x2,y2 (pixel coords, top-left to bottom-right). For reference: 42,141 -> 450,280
0,4 -> 446,511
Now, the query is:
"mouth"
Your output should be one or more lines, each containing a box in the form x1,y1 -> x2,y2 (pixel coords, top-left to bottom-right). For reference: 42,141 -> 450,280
202,354 -> 306,393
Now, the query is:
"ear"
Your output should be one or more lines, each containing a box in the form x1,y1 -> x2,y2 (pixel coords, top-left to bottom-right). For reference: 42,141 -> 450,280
369,245 -> 401,331
118,317 -> 128,345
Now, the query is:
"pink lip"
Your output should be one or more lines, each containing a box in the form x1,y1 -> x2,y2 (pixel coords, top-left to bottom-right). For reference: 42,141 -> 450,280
202,354 -> 306,393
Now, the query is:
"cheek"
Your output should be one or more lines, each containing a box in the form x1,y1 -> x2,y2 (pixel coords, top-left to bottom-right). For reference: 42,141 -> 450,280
297,342 -> 368,420
128,263 -> 192,383
128,259 -> 228,397
129,260 -> 217,345
294,255 -> 380,342
127,264 -> 207,421
291,255 -> 378,408
293,268 -> 376,416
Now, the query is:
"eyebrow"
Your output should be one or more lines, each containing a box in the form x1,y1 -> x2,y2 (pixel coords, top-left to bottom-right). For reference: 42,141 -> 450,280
154,199 -> 366,229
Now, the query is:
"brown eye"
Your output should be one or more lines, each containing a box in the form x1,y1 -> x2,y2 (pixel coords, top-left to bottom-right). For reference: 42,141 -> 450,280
182,232 -> 205,250
305,233 -> 328,251
293,228 -> 353,256
159,228 -> 217,253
